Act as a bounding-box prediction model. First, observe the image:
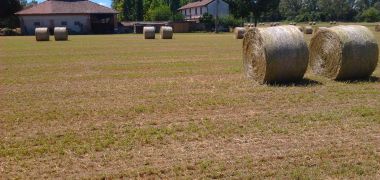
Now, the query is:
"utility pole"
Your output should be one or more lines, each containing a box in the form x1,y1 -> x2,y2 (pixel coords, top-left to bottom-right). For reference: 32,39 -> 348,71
215,0 -> 219,33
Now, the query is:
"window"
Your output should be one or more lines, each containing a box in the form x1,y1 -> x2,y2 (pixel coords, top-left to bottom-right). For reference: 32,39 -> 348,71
61,21 -> 67,26
200,7 -> 202,14
74,21 -> 81,26
33,22 -> 40,26
195,7 -> 198,14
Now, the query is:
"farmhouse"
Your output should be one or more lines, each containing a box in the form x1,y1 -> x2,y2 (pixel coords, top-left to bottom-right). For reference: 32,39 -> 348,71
178,0 -> 229,21
15,0 -> 117,35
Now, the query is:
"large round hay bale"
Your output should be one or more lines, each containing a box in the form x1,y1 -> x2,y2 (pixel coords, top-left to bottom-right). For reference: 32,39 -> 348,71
304,26 -> 313,34
243,26 -> 309,84
143,26 -> 155,39
234,27 -> 246,39
309,25 -> 379,80
54,27 -> 68,41
375,24 -> 380,32
35,27 -> 49,41
160,26 -> 173,39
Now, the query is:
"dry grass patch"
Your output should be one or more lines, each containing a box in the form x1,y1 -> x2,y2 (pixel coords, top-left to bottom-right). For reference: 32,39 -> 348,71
0,28 -> 380,178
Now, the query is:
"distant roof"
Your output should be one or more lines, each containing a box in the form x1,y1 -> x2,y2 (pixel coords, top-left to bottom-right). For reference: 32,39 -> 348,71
15,0 -> 117,15
178,0 -> 214,10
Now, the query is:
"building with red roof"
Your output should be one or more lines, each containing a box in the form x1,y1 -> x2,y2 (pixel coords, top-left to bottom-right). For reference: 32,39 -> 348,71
15,0 -> 117,35
178,0 -> 229,21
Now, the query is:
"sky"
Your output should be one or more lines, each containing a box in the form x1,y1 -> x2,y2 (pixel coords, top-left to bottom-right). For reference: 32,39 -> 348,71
30,0 -> 112,8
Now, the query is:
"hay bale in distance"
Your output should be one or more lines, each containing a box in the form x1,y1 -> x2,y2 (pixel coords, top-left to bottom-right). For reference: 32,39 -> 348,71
243,26 -> 309,84
54,27 -> 68,41
297,26 -> 304,32
143,26 -> 155,39
304,26 -> 313,34
35,27 -> 49,41
309,25 -> 379,80
160,26 -> 173,39
234,27 -> 246,39
375,24 -> 380,32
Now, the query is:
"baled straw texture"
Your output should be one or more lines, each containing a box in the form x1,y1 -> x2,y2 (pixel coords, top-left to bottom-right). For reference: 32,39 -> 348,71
304,26 -> 313,34
309,25 -> 379,80
54,27 -> 68,41
243,25 -> 309,84
143,26 -> 155,39
234,27 -> 246,39
160,26 -> 173,39
35,27 -> 49,41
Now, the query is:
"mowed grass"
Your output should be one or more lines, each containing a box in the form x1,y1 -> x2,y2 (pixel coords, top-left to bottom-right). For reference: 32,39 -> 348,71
0,27 -> 379,178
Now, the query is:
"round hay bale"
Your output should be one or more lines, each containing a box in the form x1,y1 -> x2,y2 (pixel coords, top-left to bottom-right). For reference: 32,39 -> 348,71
143,26 -> 155,39
160,26 -> 173,39
243,26 -> 309,84
234,27 -> 246,39
309,22 -> 313,25
304,26 -> 313,34
312,22 -> 317,25
309,25 -> 378,80
375,24 -> 380,32
35,27 -> 49,41
54,27 -> 68,41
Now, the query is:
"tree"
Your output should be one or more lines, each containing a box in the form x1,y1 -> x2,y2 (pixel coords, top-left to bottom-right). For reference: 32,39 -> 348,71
149,4 -> 172,21
0,0 -> 22,18
136,0 -> 144,21
244,0 -> 280,26
359,7 -> 380,21
0,0 -> 22,28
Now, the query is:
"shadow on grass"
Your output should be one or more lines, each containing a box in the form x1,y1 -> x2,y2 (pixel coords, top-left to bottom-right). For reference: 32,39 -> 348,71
267,78 -> 323,87
337,76 -> 379,83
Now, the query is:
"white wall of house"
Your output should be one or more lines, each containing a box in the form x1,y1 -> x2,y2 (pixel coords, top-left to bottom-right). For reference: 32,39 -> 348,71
180,0 -> 229,20
19,15 -> 91,35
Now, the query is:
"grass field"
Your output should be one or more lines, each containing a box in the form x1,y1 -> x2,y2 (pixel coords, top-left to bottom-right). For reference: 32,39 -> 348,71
1,25 -> 380,178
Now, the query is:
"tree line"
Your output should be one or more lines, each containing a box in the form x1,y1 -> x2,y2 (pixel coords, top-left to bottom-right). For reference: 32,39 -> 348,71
113,0 -> 380,23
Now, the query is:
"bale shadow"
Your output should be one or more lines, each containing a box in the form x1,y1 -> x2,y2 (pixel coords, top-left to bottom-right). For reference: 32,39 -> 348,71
337,76 -> 379,83
267,78 -> 323,87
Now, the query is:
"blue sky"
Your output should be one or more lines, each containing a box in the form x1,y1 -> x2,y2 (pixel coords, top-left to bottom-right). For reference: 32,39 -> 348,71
30,0 -> 112,8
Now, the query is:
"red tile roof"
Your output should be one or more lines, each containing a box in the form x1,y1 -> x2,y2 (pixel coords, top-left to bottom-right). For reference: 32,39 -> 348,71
15,0 -> 117,15
178,0 -> 214,10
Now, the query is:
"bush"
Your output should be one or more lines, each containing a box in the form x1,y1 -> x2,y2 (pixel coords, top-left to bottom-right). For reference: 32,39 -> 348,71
359,7 -> 380,22
0,15 -> 20,29
172,13 -> 184,21
148,5 -> 172,21
219,15 -> 243,28
200,13 -> 214,31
